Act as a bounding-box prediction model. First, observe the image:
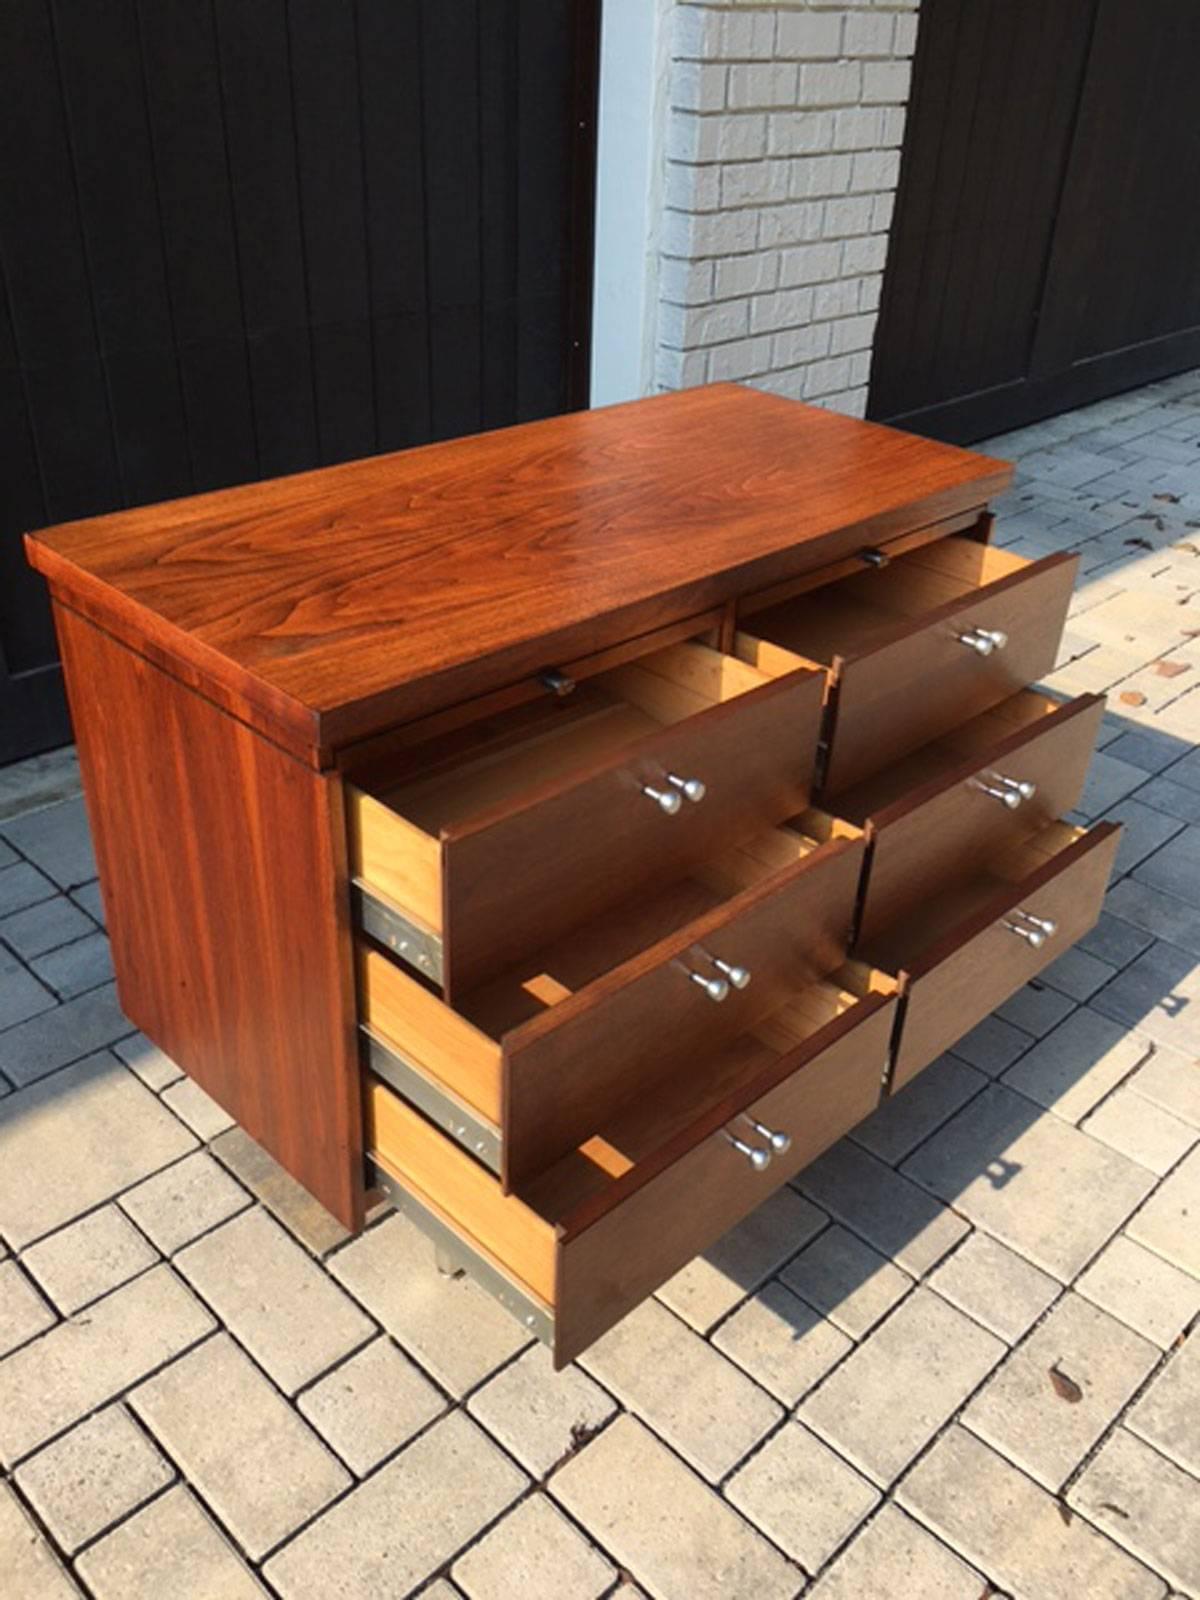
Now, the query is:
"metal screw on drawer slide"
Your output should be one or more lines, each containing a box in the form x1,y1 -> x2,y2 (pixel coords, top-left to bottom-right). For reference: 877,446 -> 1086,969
740,1112 -> 791,1154
537,667 -> 576,697
970,778 -> 1022,810
641,782 -> 682,815
723,1130 -> 772,1170
666,772 -> 707,804
858,547 -> 890,568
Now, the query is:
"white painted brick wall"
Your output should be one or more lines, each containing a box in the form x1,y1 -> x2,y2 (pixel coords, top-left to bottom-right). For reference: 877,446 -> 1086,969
655,1 -> 920,416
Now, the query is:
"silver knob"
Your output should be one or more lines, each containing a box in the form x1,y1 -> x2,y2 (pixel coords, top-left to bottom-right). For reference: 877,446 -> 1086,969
970,778 -> 1021,810
992,772 -> 1036,801
977,628 -> 1008,649
957,630 -> 995,656
689,971 -> 729,1003
712,956 -> 751,989
1004,921 -> 1045,948
667,773 -> 706,804
642,783 -> 682,815
723,1131 -> 771,1171
741,1113 -> 791,1154
1019,910 -> 1057,936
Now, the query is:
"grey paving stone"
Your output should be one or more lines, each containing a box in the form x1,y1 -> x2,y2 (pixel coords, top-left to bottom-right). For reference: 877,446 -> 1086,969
175,1206 -> 373,1395
467,1342 -> 617,1478
1126,1144 -> 1200,1275
0,747 -> 81,825
22,1204 -> 158,1313
113,1031 -> 183,1091
1,798 -> 96,889
1129,1043 -> 1200,1127
119,1150 -> 249,1254
1076,751 -> 1150,818
656,1184 -> 824,1332
210,1125 -> 348,1256
948,1013 -> 1034,1076
1039,942 -> 1117,1002
452,1494 -> 615,1600
0,986 -> 133,1088
712,1278 -> 852,1405
0,1053 -> 195,1248
1136,773 -> 1200,824
131,1333 -> 349,1560
1134,821 -> 1200,903
264,1411 -> 526,1599
0,895 -> 92,960
1078,910 -> 1157,969
0,1265 -> 214,1466
0,1258 -> 55,1355
1001,1006 -> 1152,1123
1127,1330 -> 1200,1476
800,1288 -> 1003,1487
1077,1234 -> 1200,1347
850,1055 -> 986,1166
160,1074 -> 234,1140
1104,728 -> 1193,773
898,1426 -> 1165,1600
928,1230 -> 1059,1343
1106,877 -> 1200,957
995,979 -> 1076,1038
901,1084 -> 1154,1281
780,1222 -> 911,1338
69,879 -> 105,927
15,1405 -> 174,1553
1069,1429 -> 1200,1597
0,950 -> 56,1029
550,1415 -> 800,1600
76,1485 -> 267,1599
1082,1083 -> 1197,1174
0,1478 -> 81,1598
328,1213 -> 529,1396
298,1337 -> 445,1476
808,1504 -> 984,1600
580,1297 -> 781,1483
726,1420 -> 879,1573
962,1292 -> 1158,1492
0,861 -> 58,919
30,931 -> 113,1000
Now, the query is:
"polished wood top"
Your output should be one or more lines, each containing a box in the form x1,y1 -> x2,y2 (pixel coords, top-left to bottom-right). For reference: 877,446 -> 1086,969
26,384 -> 1010,761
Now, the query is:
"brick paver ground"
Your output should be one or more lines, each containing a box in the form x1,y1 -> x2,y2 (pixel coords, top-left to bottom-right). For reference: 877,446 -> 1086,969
3,372 -> 1200,1597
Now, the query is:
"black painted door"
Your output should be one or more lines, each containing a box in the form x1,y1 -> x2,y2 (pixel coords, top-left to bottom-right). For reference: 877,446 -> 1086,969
869,0 -> 1200,442
0,0 -> 599,763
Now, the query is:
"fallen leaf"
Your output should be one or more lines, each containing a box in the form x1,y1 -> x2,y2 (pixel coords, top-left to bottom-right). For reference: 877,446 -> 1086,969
1049,1362 -> 1083,1403
1100,1501 -> 1130,1520
1154,492 -> 1182,503
1119,691 -> 1147,707
1154,659 -> 1189,677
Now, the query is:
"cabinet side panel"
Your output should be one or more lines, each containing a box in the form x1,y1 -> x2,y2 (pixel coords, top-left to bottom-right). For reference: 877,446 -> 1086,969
54,601 -> 363,1229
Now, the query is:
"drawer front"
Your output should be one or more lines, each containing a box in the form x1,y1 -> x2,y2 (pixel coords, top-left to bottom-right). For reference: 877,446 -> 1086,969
892,822 -> 1120,1092
824,552 -> 1077,795
441,666 -> 824,995
857,693 -> 1104,946
501,835 -> 865,1190
554,990 -> 896,1365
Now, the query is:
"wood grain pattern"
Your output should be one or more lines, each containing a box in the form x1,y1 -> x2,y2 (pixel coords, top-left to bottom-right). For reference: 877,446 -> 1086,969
25,386 -> 1010,760
54,601 -> 363,1228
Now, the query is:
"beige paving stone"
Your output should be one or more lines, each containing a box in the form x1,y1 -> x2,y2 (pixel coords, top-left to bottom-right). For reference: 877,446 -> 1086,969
264,1411 -> 526,1599
898,1426 -> 1165,1600
850,1054 -> 986,1166
467,1342 -> 616,1477
1126,1143 -> 1200,1275
176,1207 -> 372,1394
962,1292 -> 1157,1491
113,1031 -> 184,1091
161,1074 -> 235,1139
796,1139 -> 968,1275
1069,1429 -> 1200,1596
655,1185 -> 824,1332
550,1415 -> 800,1600
0,1258 -> 55,1355
726,1421 -> 879,1572
800,1287 -> 1004,1487
0,1265 -> 213,1466
1130,1043 -> 1200,1126
452,1494 -> 614,1600
15,1404 -> 173,1553
0,1053 -> 196,1248
901,1084 -> 1155,1280
0,1478 -> 81,1598
418,1586 -> 462,1600
211,1125 -> 348,1256
119,1150 -> 249,1254
928,1230 -> 1059,1342
780,1222 -> 911,1338
1127,1332 -> 1200,1476
22,1204 -> 157,1314
579,1297 -> 781,1483
808,1504 -> 984,1600
1001,1006 -> 1152,1123
712,1278 -> 852,1405
1077,1234 -> 1200,1347
130,1333 -> 349,1559
298,1336 -> 444,1475
328,1213 -> 529,1396
1082,1085 -> 1198,1174
76,1485 -> 266,1599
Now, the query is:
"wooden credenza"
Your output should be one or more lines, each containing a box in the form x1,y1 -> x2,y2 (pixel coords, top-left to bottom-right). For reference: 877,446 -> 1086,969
25,385 -> 1119,1366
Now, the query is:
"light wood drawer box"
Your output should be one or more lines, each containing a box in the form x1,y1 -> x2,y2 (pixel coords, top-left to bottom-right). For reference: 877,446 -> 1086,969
366,961 -> 898,1367
359,823 -> 865,1190
735,535 -> 1079,795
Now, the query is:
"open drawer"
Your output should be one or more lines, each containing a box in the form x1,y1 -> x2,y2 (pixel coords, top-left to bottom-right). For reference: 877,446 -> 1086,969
347,640 -> 824,996
366,961 -> 898,1367
837,689 -> 1105,945
359,821 -> 865,1190
863,820 -> 1121,1093
735,535 -> 1078,795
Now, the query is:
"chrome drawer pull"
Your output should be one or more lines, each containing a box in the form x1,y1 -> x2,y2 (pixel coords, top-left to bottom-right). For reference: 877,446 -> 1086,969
666,772 -> 707,804
688,970 -> 730,1003
711,955 -> 751,990
991,771 -> 1037,801
723,1130 -> 772,1171
641,782 -> 682,815
1004,920 -> 1048,949
970,778 -> 1021,810
740,1113 -> 791,1154
957,629 -> 996,656
977,628 -> 1008,649
1017,910 -> 1058,936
